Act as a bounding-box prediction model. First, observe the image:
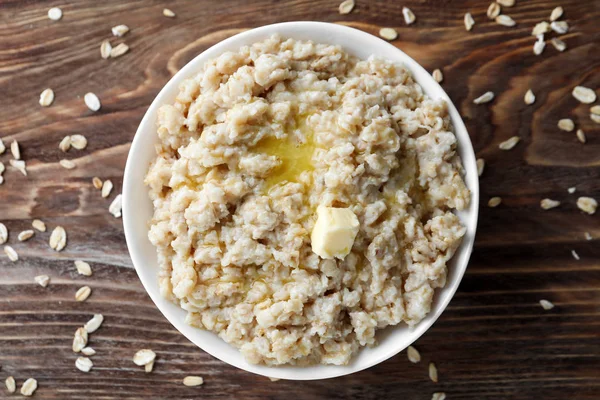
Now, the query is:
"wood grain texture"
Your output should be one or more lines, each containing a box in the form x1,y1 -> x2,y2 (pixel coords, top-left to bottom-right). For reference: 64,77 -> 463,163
1,0 -> 600,399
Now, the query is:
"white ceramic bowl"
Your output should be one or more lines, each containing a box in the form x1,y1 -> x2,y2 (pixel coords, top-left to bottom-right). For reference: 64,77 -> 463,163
123,21 -> 479,381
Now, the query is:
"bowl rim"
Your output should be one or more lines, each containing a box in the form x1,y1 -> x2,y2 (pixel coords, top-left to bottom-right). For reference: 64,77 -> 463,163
123,20 -> 479,380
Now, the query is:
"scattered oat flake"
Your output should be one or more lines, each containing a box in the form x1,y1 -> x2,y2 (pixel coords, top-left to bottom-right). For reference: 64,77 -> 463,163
540,199 -> 560,210
429,362 -> 438,382
48,7 -> 62,21
76,356 -> 93,372
497,0 -> 515,6
133,349 -> 156,366
4,246 -> 18,262
584,232 -> 592,241
49,226 -> 67,251
464,13 -> 475,31
20,378 -> 37,396
11,140 -> 20,160
84,314 -> 104,333
524,89 -> 535,105
145,360 -> 155,373
379,27 -> 398,41
487,2 -> 501,19
111,24 -> 129,37
34,274 -> 50,288
499,136 -> 520,150
0,161 -> 4,174
532,22 -> 549,36
183,376 -> 204,387
268,377 -> 280,382
568,187 -> 576,194
550,6 -> 563,22
550,21 -> 568,34
109,194 -> 123,218
592,113 -> 600,124
338,0 -> 355,15
577,197 -> 597,215
10,159 -> 27,176
488,197 -> 502,207
84,92 -> 101,111
540,299 -> 554,310
473,91 -> 494,104
101,40 -> 112,59
572,86 -> 597,104
558,118 -> 574,132
476,158 -> 485,177
5,376 -> 16,393
70,134 -> 87,150
60,159 -> 76,169
0,223 -> 7,244
59,136 -> 71,152
81,347 -> 96,356
576,129 -> 586,144
0,138 -> 4,154
551,38 -> 567,52
39,88 -> 55,107
402,7 -> 416,25
102,179 -> 114,198
432,393 -> 446,400
163,8 -> 176,17
75,286 -> 92,302
92,177 -> 103,189
32,219 -> 46,232
533,37 -> 545,56
110,42 -> 129,58
75,260 -> 93,276
73,327 -> 88,352
495,15 -> 516,27
432,69 -> 443,83
571,250 -> 580,261
590,105 -> 600,116
18,229 -> 34,241
407,345 -> 421,363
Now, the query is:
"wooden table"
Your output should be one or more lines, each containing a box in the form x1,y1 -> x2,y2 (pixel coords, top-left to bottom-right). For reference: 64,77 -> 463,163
1,0 -> 599,398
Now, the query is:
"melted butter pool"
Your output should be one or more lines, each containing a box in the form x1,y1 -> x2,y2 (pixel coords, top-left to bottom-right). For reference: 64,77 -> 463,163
252,116 -> 316,190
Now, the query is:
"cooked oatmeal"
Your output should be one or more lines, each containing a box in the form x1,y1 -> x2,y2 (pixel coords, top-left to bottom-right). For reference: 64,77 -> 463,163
145,35 -> 470,366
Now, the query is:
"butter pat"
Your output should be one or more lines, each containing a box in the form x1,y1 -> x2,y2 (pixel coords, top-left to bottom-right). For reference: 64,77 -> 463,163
311,206 -> 359,259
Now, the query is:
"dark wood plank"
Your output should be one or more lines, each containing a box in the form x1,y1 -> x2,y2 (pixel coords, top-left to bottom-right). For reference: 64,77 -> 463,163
1,0 -> 600,399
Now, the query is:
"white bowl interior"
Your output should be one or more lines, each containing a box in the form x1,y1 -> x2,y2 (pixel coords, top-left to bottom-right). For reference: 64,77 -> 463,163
123,21 -> 479,380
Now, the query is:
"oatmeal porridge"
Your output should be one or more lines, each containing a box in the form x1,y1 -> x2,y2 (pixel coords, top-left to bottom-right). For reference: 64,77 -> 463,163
145,35 -> 470,366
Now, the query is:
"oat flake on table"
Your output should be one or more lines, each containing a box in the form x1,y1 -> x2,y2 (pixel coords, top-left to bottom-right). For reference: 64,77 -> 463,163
84,92 -> 101,111
163,8 -> 176,17
540,299 -> 554,310
133,349 -> 156,366
488,197 -> 502,207
464,12 -> 475,31
558,118 -> 574,132
32,219 -> 46,232
4,246 -> 18,262
532,21 -> 550,36
476,158 -> 485,176
10,159 -> 27,176
102,179 -> 113,198
101,40 -> 112,59
59,136 -> 71,152
47,7 -> 62,21
338,0 -> 355,15
576,129 -> 586,144
550,21 -> 568,34
73,327 -> 88,352
524,89 -> 535,105
487,2 -> 501,19
75,286 -> 92,302
499,136 -> 520,150
540,199 -> 560,210
495,15 -> 516,27
110,43 -> 129,58
551,38 -> 567,52
432,393 -> 446,400
70,134 -> 88,150
183,376 -> 204,387
0,223 -> 8,244
112,24 -> 129,37
572,86 -> 597,104
20,378 -> 38,396
402,7 -> 416,25
473,91 -> 494,104
11,140 -> 20,160
379,27 -> 398,41
571,250 -> 580,261
407,345 -> 421,363
432,69 -> 443,83
109,194 -> 123,218
34,275 -> 50,287
84,314 -> 104,333
5,376 -> 16,393
18,230 -> 34,241
429,362 -> 439,382
577,197 -> 597,215
75,260 -> 93,276
76,357 -> 93,372
550,6 -> 563,21
39,88 -> 55,106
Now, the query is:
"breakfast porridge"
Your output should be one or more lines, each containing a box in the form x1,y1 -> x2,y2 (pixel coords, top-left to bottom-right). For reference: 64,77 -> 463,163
145,35 -> 470,366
